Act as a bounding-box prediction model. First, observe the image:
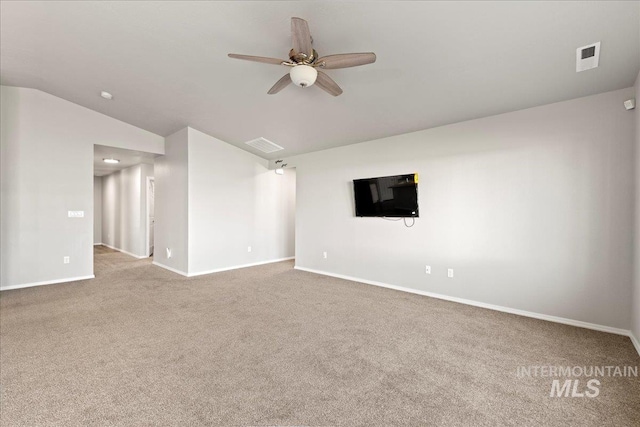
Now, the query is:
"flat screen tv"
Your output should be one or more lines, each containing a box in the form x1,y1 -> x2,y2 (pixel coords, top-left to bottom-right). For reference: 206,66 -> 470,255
353,173 -> 419,217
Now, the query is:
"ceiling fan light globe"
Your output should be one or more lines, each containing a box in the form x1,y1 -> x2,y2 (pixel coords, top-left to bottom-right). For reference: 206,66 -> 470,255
290,65 -> 317,88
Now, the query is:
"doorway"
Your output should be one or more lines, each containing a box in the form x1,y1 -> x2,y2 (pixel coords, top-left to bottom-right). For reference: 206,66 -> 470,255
93,145 -> 157,272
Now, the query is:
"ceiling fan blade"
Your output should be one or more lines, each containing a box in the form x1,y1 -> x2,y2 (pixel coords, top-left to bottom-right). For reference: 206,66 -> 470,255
291,17 -> 313,58
268,73 -> 292,94
315,71 -> 343,96
228,53 -> 285,65
316,52 -> 376,69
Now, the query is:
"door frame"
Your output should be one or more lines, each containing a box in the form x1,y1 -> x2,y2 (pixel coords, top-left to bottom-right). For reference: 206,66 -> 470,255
146,176 -> 155,257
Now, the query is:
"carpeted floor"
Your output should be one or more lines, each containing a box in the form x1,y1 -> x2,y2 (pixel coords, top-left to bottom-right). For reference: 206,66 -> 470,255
1,247 -> 639,426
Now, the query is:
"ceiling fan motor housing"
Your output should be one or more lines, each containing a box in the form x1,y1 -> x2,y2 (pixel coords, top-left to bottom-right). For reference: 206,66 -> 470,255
290,65 -> 318,88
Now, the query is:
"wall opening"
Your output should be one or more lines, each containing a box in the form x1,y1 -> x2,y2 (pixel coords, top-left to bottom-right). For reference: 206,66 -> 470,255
93,145 -> 158,272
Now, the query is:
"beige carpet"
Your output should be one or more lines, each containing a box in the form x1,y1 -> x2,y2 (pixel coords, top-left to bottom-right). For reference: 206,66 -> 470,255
1,247 -> 638,426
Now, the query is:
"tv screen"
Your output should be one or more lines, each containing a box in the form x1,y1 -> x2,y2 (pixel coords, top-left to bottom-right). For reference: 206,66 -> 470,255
353,173 -> 419,217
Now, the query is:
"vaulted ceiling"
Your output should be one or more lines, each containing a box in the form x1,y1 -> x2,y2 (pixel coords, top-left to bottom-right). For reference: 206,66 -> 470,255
2,1 -> 639,159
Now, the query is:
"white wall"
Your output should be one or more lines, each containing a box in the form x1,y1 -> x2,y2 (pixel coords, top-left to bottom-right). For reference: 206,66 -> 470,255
633,71 -> 640,343
101,163 -> 153,258
154,128 -> 189,274
94,176 -> 102,244
153,127 -> 296,276
288,87 -> 635,330
187,128 -> 295,275
0,86 -> 164,289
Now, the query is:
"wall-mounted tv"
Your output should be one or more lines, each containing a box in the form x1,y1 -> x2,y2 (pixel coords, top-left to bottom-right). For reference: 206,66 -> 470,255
353,173 -> 419,217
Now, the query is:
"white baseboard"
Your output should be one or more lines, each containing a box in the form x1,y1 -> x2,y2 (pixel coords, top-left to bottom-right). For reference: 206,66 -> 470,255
293,266 -> 632,337
100,243 -> 148,259
0,275 -> 95,291
152,257 -> 295,278
152,261 -> 189,277
94,242 -> 102,246
630,332 -> 640,358
188,257 -> 295,277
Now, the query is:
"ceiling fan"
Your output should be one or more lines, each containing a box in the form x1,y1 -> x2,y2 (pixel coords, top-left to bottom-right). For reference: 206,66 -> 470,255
228,17 -> 376,96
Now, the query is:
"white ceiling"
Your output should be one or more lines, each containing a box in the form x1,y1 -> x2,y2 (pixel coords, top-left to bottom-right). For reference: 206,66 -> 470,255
2,1 -> 639,160
94,145 -> 157,177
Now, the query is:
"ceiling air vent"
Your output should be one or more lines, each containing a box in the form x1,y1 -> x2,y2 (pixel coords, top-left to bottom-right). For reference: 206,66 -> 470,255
245,137 -> 283,153
576,42 -> 600,72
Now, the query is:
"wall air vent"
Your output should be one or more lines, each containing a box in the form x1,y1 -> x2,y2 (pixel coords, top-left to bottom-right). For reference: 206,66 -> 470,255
245,137 -> 283,153
576,42 -> 600,72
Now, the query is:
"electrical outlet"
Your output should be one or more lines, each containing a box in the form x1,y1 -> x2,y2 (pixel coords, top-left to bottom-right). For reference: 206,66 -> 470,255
425,265 -> 431,274
448,268 -> 454,278
166,248 -> 172,259
323,251 -> 327,259
247,246 -> 252,253
63,256 -> 70,264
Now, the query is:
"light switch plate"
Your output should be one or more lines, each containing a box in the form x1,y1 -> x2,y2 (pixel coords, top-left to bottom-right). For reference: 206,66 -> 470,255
68,211 -> 84,218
